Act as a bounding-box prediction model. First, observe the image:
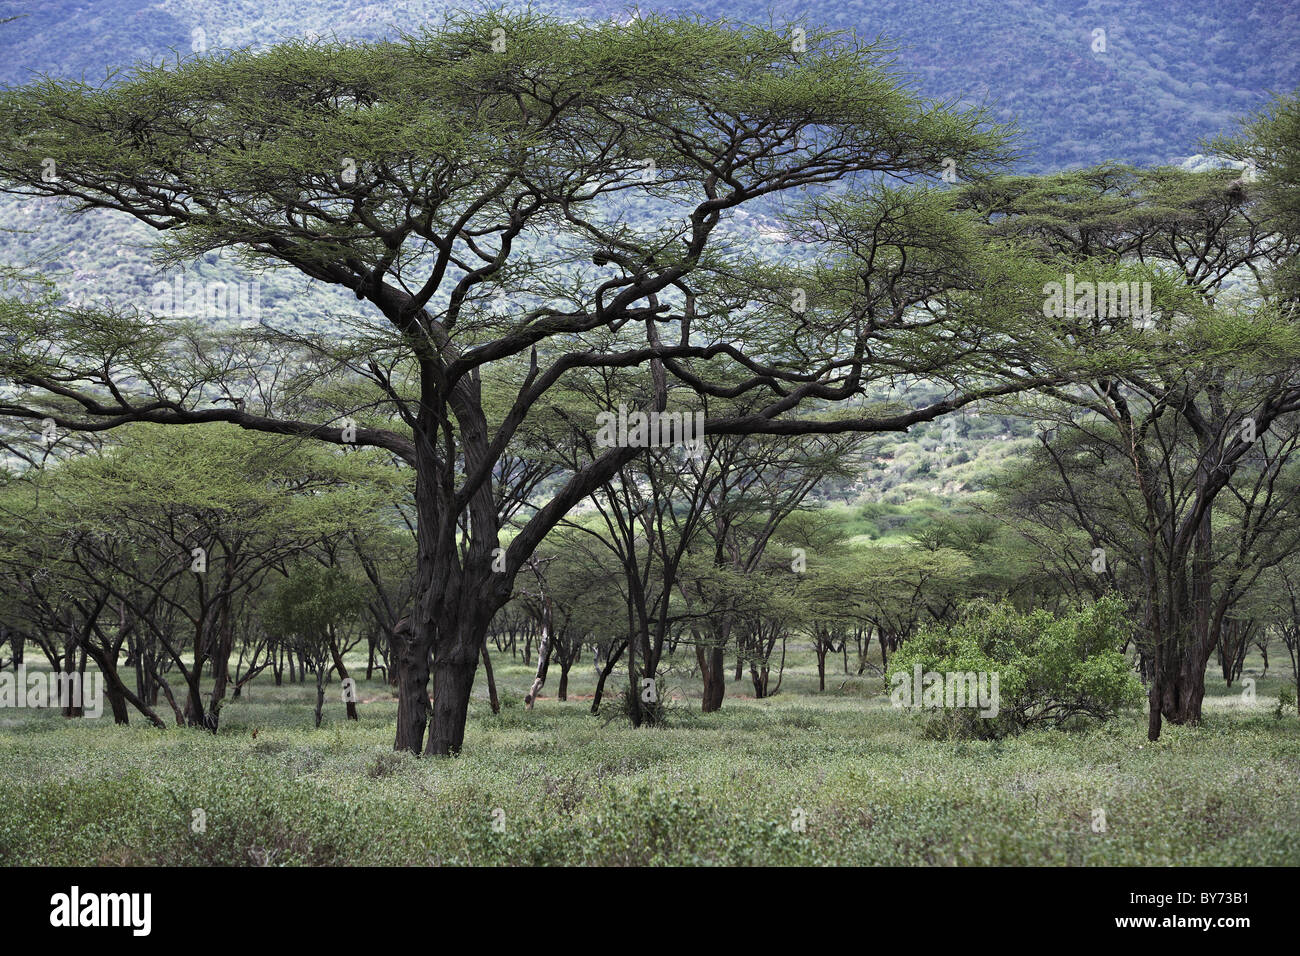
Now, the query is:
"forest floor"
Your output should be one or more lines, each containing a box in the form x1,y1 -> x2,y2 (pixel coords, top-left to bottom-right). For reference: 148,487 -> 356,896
1,647 -> 1297,865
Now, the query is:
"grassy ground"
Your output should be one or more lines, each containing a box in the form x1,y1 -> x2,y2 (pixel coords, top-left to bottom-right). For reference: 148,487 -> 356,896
1,646 -> 1297,865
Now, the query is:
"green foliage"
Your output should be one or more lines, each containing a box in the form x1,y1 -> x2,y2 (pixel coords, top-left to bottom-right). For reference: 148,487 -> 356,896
1274,685 -> 1297,720
888,597 -> 1143,739
263,562 -> 366,642
1,669 -> 1297,865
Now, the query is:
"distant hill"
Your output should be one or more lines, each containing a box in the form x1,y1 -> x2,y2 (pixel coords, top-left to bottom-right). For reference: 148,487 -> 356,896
0,0 -> 1290,503
2,0 -> 1295,172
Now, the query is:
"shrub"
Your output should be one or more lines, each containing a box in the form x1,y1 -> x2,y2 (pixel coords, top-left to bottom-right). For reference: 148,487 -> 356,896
1274,685 -> 1296,720
886,597 -> 1142,739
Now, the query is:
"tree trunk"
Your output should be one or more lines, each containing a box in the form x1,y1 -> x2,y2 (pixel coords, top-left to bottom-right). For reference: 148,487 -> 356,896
700,644 -> 726,713
591,639 -> 626,714
328,633 -> 358,720
391,617 -> 431,754
481,640 -> 500,715
524,597 -> 553,709
209,585 -> 235,707
426,648 -> 476,757
313,666 -> 325,729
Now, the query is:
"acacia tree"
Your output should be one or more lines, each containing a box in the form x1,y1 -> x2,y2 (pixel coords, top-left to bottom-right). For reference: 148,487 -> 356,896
264,561 -> 368,728
962,154 -> 1300,738
0,12 -> 1065,755
0,423 -> 388,727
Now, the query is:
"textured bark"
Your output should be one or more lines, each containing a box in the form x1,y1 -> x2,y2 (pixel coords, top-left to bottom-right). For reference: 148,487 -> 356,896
699,644 -> 726,713
426,646 -> 477,757
208,584 -> 235,707
391,617 -> 431,754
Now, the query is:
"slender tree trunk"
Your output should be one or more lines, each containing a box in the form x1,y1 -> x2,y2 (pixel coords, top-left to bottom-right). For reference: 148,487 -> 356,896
481,639 -> 500,715
209,586 -> 235,707
524,594 -> 554,709
328,632 -> 358,720
591,639 -> 626,714
314,665 -> 325,729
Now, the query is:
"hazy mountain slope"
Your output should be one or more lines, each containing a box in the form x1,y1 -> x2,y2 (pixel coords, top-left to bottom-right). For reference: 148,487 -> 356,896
0,0 -> 1289,502
2,0 -> 1295,171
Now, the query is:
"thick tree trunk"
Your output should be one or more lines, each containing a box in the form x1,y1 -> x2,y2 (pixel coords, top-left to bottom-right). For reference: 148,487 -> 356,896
391,617 -> 431,754
426,647 -> 477,757
104,672 -> 129,723
182,672 -> 206,728
700,644 -> 726,713
1159,649 -> 1208,724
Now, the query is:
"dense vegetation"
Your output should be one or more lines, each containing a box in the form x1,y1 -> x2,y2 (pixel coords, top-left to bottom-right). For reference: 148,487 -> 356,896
3,649 -> 1297,865
0,5 -> 1297,868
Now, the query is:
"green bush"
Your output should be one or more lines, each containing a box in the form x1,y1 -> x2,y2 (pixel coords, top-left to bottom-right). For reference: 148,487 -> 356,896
886,597 -> 1143,739
1274,684 -> 1296,720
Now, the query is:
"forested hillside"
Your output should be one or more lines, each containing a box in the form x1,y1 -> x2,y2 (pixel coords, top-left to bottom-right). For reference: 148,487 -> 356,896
2,0 -> 1294,171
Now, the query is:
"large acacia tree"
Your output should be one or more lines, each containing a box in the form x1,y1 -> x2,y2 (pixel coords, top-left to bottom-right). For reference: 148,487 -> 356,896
960,140 -> 1300,737
0,12 -> 1062,754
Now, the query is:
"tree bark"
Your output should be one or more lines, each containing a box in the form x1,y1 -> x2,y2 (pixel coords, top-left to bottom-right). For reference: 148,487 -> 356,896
699,644 -> 726,713
328,632 -> 358,720
481,639 -> 500,715
426,646 -> 477,757
591,639 -> 626,714
391,617 -> 431,754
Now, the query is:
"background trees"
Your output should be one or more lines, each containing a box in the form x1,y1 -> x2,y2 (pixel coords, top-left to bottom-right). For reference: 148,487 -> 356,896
0,11 -> 1062,754
959,154 -> 1300,738
0,12 -> 1292,773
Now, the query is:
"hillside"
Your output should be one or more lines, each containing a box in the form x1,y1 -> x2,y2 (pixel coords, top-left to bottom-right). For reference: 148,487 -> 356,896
2,0 -> 1294,172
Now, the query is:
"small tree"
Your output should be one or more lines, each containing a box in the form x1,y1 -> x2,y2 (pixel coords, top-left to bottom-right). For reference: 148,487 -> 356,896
262,563 -> 368,728
887,596 -> 1142,738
